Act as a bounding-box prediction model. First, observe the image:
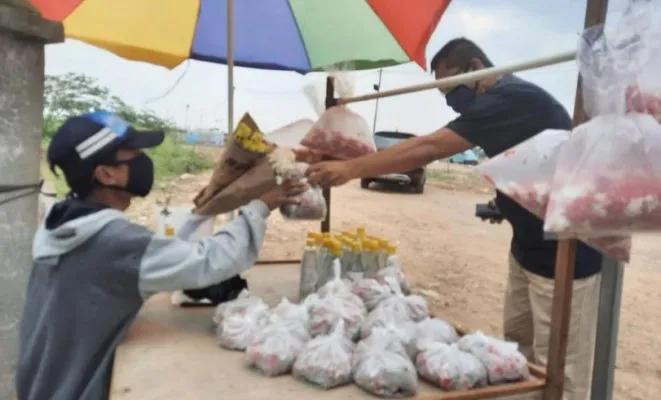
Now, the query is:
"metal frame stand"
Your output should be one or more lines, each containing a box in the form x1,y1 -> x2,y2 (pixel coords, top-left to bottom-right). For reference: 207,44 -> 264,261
590,257 -> 624,400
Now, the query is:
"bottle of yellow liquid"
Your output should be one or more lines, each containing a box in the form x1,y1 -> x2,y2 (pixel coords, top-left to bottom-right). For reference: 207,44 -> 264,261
299,239 -> 319,299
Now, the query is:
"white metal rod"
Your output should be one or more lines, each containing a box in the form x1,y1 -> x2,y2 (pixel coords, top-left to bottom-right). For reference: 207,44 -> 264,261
225,0 -> 235,221
338,50 -> 577,105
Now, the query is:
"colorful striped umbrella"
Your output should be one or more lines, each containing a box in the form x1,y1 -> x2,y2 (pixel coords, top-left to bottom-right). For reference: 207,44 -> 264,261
31,0 -> 451,72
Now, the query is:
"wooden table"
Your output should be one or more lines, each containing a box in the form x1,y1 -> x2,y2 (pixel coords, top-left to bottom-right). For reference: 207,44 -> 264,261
110,264 -> 544,400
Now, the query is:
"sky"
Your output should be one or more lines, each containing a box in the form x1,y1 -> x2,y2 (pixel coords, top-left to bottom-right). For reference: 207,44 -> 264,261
43,0 -> 633,135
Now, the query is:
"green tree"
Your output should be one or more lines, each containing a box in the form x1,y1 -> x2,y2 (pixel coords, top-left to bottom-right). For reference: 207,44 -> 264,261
43,72 -> 176,137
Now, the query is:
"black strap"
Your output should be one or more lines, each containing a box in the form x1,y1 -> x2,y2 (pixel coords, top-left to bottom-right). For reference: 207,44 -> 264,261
0,181 -> 45,207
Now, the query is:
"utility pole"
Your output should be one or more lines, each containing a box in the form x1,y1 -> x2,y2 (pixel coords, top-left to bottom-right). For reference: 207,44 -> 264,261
0,2 -> 63,397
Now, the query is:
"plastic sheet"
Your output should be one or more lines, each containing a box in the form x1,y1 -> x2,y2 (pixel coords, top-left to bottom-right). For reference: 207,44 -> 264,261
416,342 -> 488,391
292,321 -> 355,389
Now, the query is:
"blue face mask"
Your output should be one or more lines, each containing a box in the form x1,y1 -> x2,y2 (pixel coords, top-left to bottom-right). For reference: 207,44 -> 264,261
445,84 -> 476,114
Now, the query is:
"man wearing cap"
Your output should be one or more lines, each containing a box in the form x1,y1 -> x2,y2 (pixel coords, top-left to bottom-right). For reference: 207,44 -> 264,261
15,111 -> 306,400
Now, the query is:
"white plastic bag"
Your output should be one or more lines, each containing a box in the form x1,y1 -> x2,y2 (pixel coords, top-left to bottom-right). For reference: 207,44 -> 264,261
545,113 -> 661,236
457,331 -> 529,384
279,162 -> 327,221
216,303 -> 269,350
301,72 -> 375,160
477,129 -> 632,262
293,320 -> 355,389
375,282 -> 429,323
360,302 -> 413,339
353,328 -> 418,398
271,298 -> 310,331
351,278 -> 393,311
415,318 -> 460,350
416,342 -> 488,391
245,316 -> 310,377
376,255 -> 411,295
353,327 -> 410,369
578,4 -> 661,119
309,293 -> 366,340
212,289 -> 267,325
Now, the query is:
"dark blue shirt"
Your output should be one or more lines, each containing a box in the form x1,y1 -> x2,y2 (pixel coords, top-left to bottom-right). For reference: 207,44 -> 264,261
446,74 -> 602,279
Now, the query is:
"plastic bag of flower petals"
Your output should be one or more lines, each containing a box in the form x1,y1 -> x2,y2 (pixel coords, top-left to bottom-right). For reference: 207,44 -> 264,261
292,320 -> 355,389
457,331 -> 530,384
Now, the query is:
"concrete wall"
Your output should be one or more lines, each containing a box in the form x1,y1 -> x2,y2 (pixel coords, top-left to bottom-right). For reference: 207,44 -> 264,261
0,5 -> 62,398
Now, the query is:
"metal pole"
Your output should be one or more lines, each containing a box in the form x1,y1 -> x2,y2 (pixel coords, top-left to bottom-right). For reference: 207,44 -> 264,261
371,69 -> 383,134
339,50 -> 577,105
225,0 -> 235,221
590,257 -> 623,400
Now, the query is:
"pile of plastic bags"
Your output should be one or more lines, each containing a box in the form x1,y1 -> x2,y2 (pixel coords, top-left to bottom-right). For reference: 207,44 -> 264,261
211,241 -> 532,397
476,3 -> 661,261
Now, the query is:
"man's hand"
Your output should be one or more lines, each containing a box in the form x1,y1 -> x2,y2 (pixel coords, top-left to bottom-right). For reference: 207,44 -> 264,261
292,147 -> 323,164
306,160 -> 354,187
260,180 -> 309,210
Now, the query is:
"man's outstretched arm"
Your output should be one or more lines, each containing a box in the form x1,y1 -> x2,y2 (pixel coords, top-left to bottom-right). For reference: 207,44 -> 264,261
307,128 -> 473,186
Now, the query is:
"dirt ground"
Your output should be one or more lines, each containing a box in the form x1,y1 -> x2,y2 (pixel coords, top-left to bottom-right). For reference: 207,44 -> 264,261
128,157 -> 661,400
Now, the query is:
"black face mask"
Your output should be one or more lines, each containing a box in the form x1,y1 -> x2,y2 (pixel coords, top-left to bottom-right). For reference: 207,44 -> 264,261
101,153 -> 155,197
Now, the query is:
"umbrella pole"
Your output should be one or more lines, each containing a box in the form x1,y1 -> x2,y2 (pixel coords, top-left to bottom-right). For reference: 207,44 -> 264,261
225,0 -> 235,221
320,76 -> 337,233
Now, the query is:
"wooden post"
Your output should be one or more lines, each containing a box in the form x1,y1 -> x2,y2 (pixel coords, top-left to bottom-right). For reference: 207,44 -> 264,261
320,76 -> 337,233
542,0 -> 609,399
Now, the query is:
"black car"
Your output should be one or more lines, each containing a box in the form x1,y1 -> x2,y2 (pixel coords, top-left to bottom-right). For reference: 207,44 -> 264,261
360,131 -> 427,194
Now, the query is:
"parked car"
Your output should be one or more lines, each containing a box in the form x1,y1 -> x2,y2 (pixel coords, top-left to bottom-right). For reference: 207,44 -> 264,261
360,131 -> 427,193
449,149 -> 479,165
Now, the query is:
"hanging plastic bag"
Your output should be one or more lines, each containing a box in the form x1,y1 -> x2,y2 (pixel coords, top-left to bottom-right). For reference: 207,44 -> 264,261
415,318 -> 460,350
353,329 -> 418,398
416,342 -> 488,391
351,278 -> 393,311
216,303 -> 269,350
292,320 -> 355,389
457,331 -> 529,384
245,315 -> 310,377
477,129 -> 632,261
300,72 -> 376,160
212,289 -> 267,325
545,113 -> 661,236
279,162 -> 327,220
577,4 -> 661,119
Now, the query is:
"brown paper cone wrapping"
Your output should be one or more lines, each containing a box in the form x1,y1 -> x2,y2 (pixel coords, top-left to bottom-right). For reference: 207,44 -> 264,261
194,156 -> 278,215
195,113 -> 274,210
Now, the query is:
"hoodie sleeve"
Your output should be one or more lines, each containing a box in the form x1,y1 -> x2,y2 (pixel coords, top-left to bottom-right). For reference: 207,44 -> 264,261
137,199 -> 270,298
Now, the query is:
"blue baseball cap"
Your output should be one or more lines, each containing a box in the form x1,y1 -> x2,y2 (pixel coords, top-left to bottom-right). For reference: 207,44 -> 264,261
47,111 -> 164,195
48,111 -> 164,168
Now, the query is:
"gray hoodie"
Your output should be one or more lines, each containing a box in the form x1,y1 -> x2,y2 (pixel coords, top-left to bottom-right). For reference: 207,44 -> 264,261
16,198 -> 270,400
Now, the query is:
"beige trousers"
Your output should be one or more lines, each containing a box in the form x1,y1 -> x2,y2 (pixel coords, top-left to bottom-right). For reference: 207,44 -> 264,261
504,254 -> 600,400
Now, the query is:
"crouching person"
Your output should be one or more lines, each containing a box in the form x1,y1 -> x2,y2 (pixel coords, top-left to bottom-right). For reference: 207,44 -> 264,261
16,111 -> 307,400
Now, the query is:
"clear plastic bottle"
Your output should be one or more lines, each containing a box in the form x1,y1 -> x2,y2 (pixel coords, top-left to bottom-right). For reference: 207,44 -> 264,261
299,238 -> 319,300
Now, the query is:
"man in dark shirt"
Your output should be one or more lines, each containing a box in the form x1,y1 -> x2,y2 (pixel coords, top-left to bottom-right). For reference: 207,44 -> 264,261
308,38 -> 600,400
